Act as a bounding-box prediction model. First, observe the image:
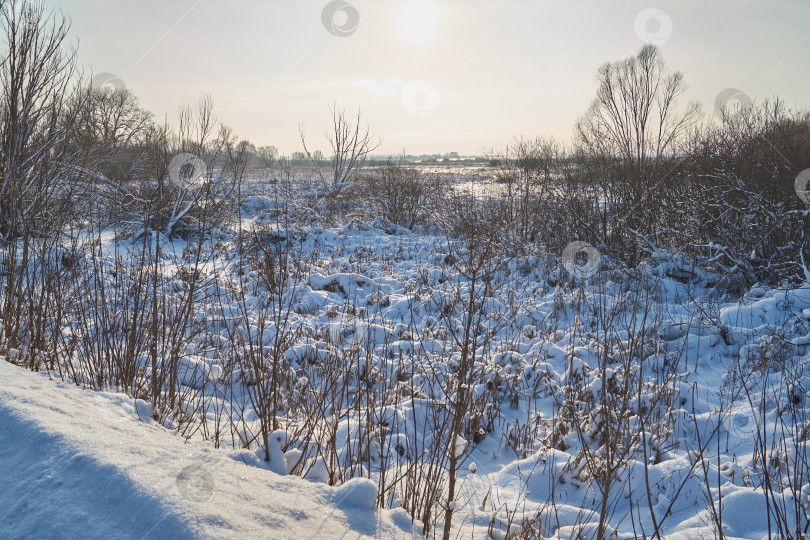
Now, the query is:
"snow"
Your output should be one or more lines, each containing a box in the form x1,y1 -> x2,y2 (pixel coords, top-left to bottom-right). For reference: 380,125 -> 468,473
3,172 -> 810,538
0,360 -> 416,539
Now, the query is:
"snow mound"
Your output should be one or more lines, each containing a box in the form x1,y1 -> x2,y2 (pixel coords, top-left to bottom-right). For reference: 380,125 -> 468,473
0,361 -> 417,539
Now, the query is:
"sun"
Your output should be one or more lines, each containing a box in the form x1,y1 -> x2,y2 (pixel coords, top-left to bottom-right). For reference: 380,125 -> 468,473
395,0 -> 442,48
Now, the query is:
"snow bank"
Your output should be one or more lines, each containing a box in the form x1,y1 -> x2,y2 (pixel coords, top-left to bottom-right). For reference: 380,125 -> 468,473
0,361 -> 416,539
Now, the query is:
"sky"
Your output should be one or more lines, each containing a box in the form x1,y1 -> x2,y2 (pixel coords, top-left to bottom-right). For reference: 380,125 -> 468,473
52,0 -> 810,156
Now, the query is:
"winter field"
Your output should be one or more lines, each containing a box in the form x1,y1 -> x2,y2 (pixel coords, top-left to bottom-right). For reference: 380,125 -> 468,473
3,1 -> 810,538
3,166 -> 810,539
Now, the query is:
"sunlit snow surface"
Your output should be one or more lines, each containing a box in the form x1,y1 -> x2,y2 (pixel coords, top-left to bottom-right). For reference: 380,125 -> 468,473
2,172 -> 810,538
0,361 -> 415,539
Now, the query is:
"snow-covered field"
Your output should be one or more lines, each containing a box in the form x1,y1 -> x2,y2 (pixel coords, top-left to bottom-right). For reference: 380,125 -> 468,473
0,360 -> 415,539
2,173 -> 810,539
2,0 -> 809,536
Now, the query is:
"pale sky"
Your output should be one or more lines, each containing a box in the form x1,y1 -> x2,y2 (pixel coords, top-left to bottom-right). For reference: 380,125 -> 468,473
54,0 -> 810,156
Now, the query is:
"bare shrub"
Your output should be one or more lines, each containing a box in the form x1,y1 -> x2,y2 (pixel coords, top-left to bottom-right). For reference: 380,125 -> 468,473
575,44 -> 702,263
363,158 -> 445,229
682,100 -> 810,284
491,135 -> 560,241
300,102 -> 381,197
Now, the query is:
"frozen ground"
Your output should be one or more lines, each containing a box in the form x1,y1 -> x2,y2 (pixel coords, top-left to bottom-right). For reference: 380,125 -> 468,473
2,176 -> 810,539
0,360 -> 415,539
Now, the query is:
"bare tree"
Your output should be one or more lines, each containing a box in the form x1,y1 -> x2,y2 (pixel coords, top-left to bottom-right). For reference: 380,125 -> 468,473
300,102 -> 381,196
575,45 -> 702,261
70,84 -> 153,188
116,95 -> 234,239
79,85 -> 152,149
257,144 -> 278,167
576,44 -> 701,181
0,0 -> 80,238
0,0 -> 81,353
161,95 -> 216,236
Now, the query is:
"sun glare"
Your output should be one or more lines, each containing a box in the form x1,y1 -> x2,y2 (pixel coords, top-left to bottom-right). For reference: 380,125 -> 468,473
395,0 -> 442,48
